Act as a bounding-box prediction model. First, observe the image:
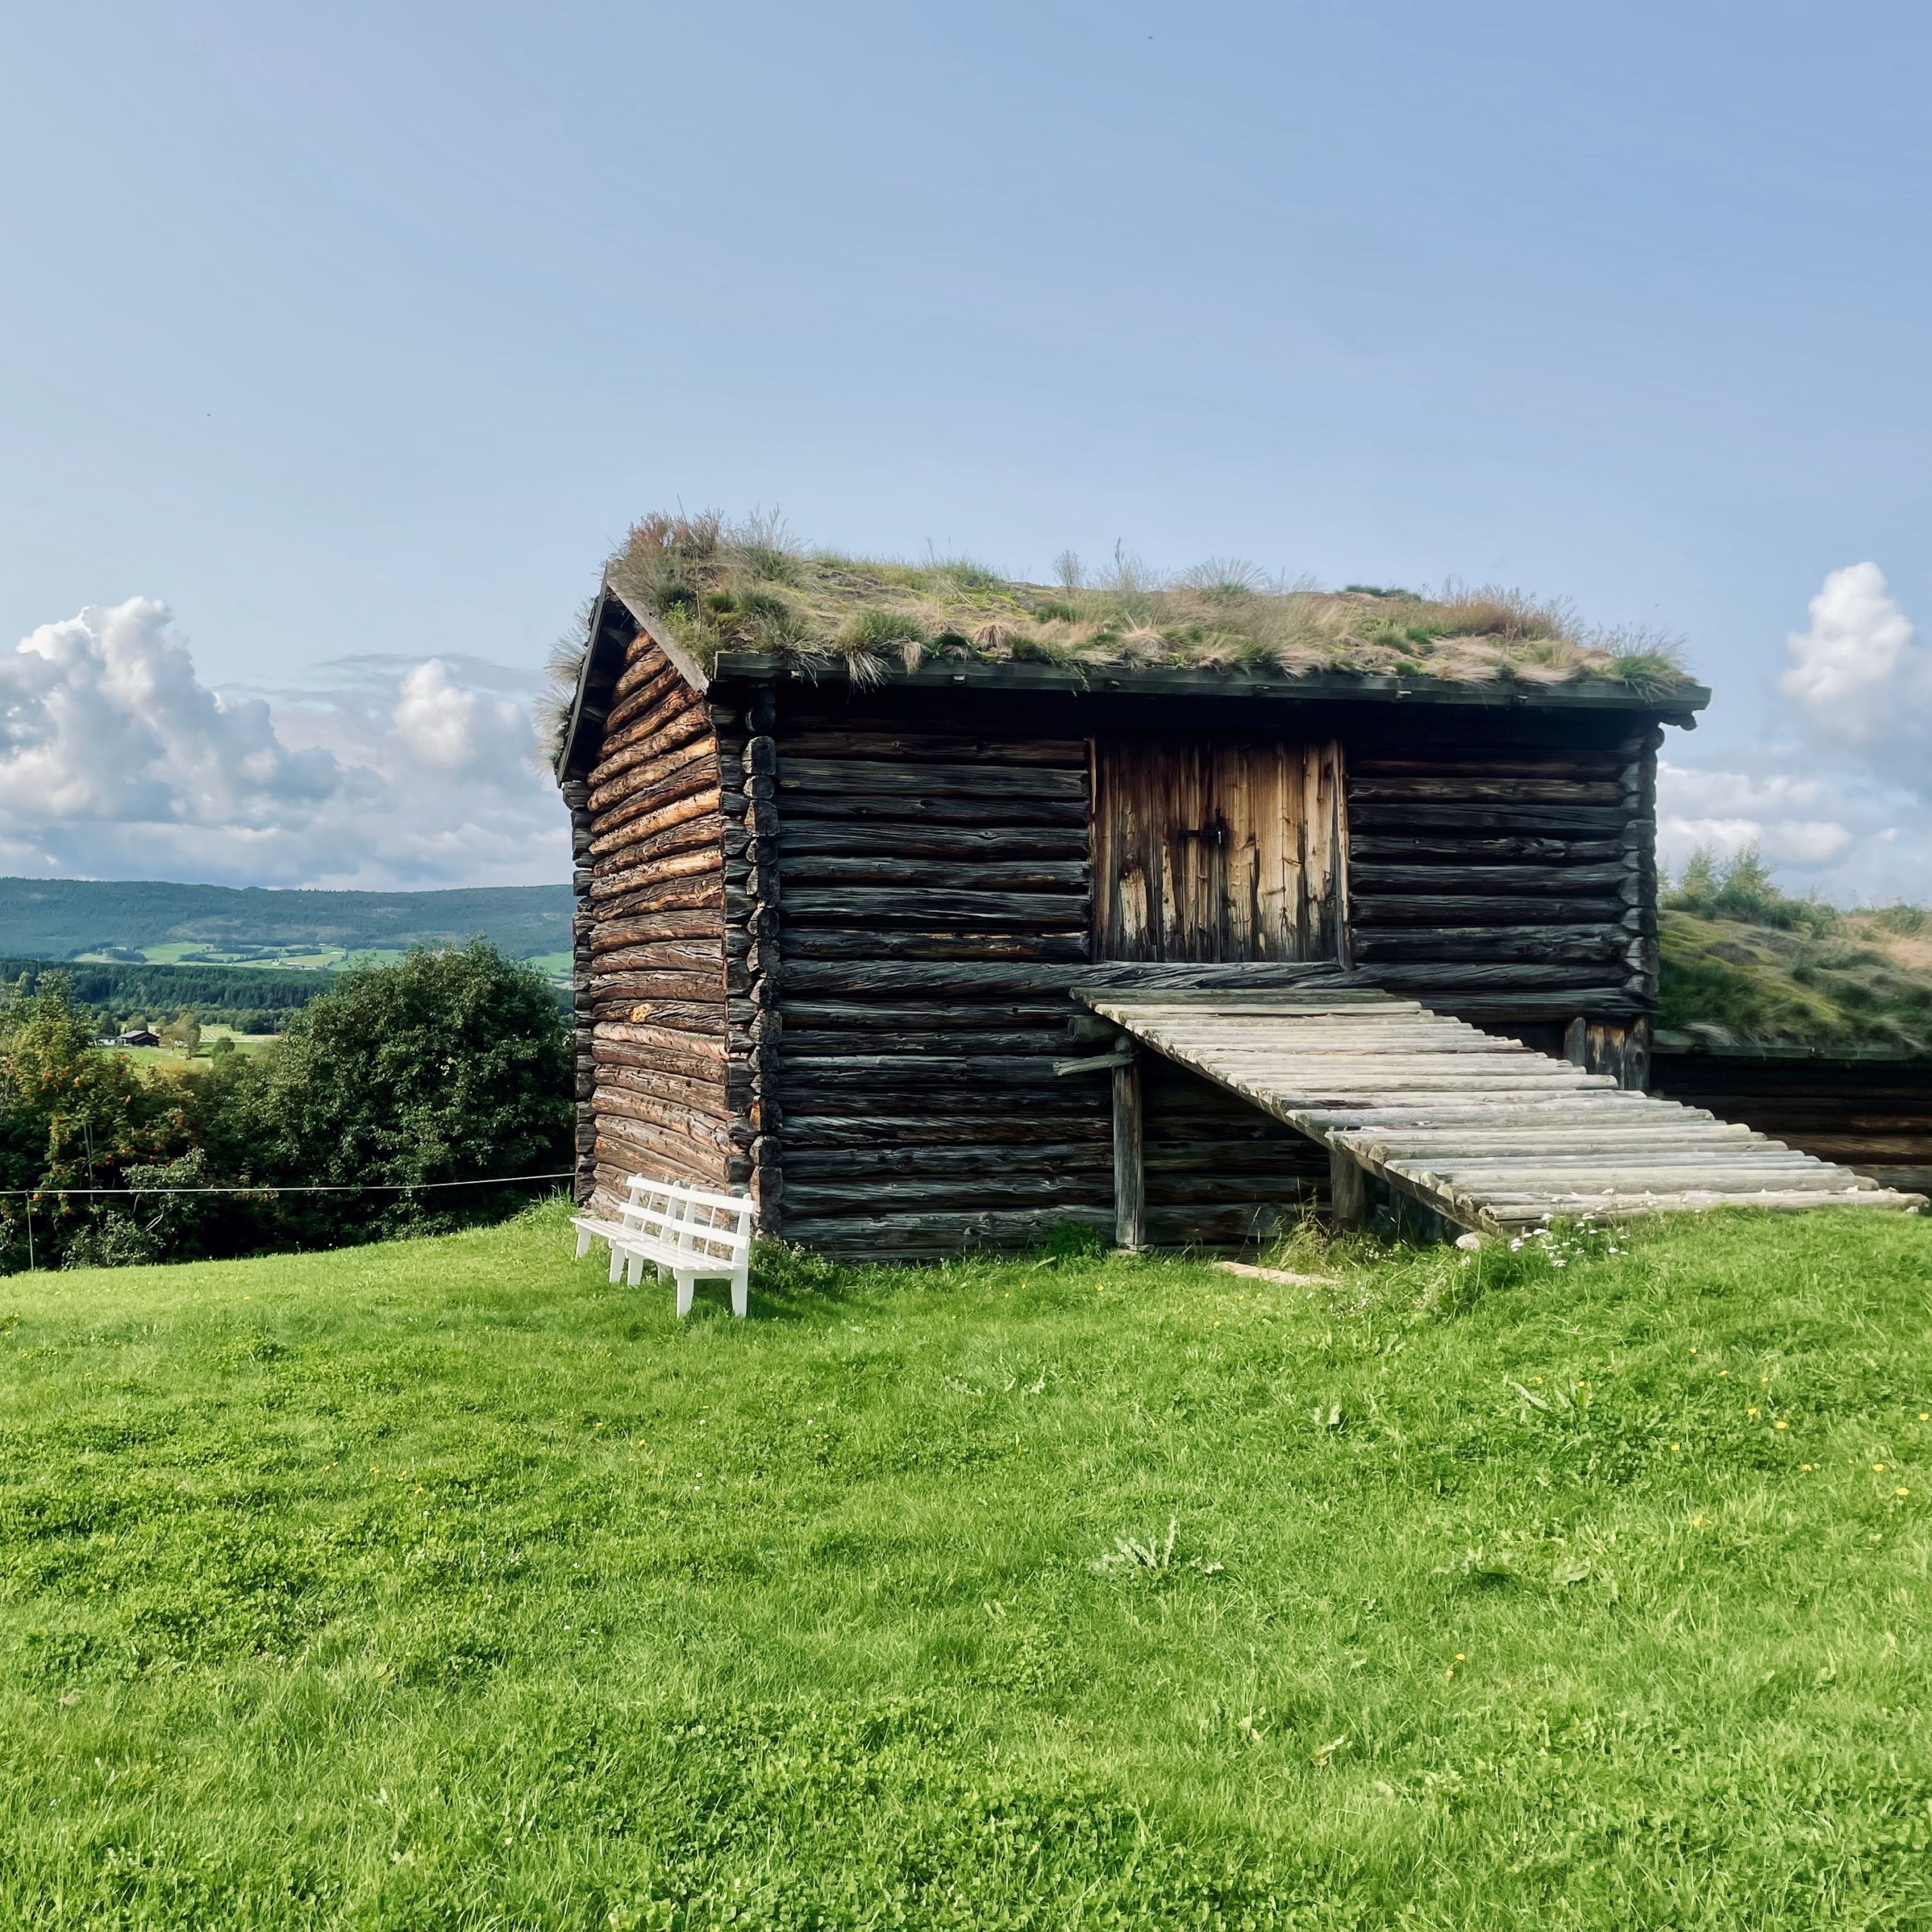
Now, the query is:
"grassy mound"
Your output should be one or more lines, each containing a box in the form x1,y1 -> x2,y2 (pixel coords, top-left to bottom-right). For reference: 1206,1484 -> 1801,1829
589,512 -> 1689,694
2,1202 -> 1927,1925
1659,852 -> 1932,1052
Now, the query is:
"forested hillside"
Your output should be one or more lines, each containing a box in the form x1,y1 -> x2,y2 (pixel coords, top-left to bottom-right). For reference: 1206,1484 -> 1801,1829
0,956 -> 328,1031
0,876 -> 571,963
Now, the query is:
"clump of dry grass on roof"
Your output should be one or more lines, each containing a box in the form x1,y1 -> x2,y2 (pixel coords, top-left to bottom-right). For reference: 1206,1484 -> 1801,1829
537,598 -> 597,767
599,511 -> 1692,694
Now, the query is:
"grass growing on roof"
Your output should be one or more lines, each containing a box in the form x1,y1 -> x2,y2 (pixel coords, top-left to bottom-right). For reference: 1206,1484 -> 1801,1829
595,510 -> 1691,694
2,1199 -> 1930,1925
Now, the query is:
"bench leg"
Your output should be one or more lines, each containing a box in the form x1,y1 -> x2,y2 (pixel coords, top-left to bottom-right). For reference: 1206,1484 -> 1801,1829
675,1272 -> 696,1318
731,1267 -> 748,1318
575,1228 -> 593,1260
626,1250 -> 645,1287
608,1244 -> 624,1284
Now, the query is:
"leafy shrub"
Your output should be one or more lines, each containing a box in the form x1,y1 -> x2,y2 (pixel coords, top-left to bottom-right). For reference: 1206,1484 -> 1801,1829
1665,847 -> 1838,935
243,941 -> 572,1245
749,1238 -> 844,1299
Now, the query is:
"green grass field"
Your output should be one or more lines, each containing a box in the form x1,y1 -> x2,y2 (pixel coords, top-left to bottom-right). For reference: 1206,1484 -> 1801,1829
92,942 -> 368,971
100,1033 -> 278,1078
1,1204 -> 1927,1928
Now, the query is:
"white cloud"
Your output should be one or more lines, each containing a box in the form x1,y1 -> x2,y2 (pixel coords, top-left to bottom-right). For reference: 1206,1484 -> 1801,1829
0,598 -> 566,888
391,659 -> 533,776
1661,561 -> 1932,906
1,598 -> 337,831
1657,762 -> 1854,869
1657,750 -> 1932,903
1777,561 -> 1932,774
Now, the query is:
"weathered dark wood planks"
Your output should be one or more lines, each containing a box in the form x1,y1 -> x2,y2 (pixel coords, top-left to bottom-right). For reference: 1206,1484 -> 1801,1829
770,717 -> 1109,1256
1651,1051 -> 1932,1199
1091,737 -> 1346,963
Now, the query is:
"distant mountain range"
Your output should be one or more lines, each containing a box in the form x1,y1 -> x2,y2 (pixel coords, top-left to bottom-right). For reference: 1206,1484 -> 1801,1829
0,876 -> 574,971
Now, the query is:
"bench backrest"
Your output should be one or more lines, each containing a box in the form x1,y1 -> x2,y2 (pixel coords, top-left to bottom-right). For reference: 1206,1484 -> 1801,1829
622,1175 -> 756,1270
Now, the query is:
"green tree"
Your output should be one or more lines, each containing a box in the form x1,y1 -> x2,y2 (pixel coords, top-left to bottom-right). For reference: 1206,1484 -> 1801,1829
158,1011 -> 202,1054
247,942 -> 571,1240
0,975 -> 193,1269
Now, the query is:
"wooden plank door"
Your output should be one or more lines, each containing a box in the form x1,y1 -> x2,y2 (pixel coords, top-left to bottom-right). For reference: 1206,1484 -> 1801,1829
1092,737 -> 1348,961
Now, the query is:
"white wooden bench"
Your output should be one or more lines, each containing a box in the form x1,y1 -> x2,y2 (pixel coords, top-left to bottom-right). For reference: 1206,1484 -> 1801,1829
571,1175 -> 758,1318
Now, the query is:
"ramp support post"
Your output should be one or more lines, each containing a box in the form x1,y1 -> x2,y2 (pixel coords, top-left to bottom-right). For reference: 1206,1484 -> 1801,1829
1329,1146 -> 1367,1228
1112,1047 -> 1145,1252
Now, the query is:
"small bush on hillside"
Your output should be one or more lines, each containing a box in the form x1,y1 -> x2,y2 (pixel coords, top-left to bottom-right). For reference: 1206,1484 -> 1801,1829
1657,846 -> 1932,1048
1664,847 -> 1838,935
1871,903 -> 1929,936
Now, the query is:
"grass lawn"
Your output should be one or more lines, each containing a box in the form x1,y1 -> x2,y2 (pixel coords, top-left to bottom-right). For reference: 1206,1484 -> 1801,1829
1,1204 -> 1927,1928
97,1043 -> 267,1082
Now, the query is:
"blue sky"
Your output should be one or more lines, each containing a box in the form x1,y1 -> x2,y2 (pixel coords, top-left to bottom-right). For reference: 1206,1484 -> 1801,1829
3,2 -> 1929,891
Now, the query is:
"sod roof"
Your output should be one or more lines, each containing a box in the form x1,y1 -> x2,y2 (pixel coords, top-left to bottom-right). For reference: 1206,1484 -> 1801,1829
601,512 -> 1697,700
1658,909 -> 1932,1057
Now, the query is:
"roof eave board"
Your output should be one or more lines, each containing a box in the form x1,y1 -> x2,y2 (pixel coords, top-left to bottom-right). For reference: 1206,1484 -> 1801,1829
708,649 -> 1710,718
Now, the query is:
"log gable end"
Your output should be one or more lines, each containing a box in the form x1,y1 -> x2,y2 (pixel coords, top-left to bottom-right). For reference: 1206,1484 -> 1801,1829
574,635 -> 734,1211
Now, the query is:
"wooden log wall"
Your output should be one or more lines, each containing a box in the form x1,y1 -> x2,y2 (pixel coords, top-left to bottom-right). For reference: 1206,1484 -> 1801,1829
1140,1057 -> 1328,1246
717,691 -> 780,1217
561,775 -> 595,1201
1343,725 -> 1661,1085
1649,1053 -> 1932,1199
768,724 -> 1112,1258
579,638 -> 733,1210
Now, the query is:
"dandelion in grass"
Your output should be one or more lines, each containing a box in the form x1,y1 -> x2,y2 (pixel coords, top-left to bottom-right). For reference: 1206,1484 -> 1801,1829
1774,1420 -> 1789,1430
1898,1487 -> 1911,1498
1748,1407 -> 1760,1418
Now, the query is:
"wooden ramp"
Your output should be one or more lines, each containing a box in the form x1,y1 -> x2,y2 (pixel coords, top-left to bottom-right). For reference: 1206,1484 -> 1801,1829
1078,989 -> 1926,1236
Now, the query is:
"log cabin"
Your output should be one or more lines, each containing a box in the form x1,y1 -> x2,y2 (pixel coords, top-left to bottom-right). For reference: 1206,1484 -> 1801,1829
552,515 -> 1721,1256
